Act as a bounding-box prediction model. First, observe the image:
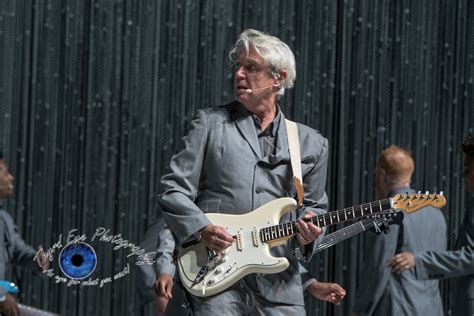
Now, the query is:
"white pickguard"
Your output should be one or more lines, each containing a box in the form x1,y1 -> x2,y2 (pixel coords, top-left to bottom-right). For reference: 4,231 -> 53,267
177,198 -> 297,297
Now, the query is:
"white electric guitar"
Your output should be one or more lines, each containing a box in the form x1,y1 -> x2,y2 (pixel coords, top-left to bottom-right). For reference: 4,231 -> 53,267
177,193 -> 445,297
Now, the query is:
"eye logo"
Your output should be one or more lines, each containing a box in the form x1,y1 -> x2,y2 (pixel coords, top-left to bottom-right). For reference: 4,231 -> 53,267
36,228 -> 156,287
59,242 -> 97,279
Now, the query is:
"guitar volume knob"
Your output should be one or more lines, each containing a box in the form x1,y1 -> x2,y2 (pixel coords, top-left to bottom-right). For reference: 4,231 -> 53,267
208,277 -> 216,285
215,267 -> 223,274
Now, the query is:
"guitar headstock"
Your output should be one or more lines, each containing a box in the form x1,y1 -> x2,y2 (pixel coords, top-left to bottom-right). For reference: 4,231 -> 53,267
392,193 -> 446,213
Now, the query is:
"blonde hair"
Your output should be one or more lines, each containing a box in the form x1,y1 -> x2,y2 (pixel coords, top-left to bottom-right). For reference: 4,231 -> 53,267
377,145 -> 414,184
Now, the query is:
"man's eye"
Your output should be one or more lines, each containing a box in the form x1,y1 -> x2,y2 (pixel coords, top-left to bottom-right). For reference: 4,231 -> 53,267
245,64 -> 257,72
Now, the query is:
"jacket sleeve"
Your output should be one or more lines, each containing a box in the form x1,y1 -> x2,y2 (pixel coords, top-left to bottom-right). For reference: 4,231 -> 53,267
135,218 -> 176,304
298,136 -> 329,261
2,212 -> 39,272
299,262 -> 317,291
414,246 -> 474,279
155,222 -> 176,276
158,110 -> 212,246
415,213 -> 474,280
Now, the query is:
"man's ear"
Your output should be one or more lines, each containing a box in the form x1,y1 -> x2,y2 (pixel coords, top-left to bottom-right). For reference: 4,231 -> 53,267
275,70 -> 287,86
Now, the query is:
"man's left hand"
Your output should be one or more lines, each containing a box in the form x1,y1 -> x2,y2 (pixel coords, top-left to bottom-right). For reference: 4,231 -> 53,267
307,281 -> 346,305
296,211 -> 322,245
387,252 -> 415,273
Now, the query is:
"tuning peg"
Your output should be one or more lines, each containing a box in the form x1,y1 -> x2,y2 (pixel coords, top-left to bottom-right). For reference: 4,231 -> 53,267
425,191 -> 429,195
440,191 -> 444,196
418,191 -> 421,194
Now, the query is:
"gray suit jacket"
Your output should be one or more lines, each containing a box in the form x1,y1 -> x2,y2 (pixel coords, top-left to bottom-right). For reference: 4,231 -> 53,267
353,187 -> 447,316
414,194 -> 474,316
0,208 -> 39,280
159,101 -> 329,306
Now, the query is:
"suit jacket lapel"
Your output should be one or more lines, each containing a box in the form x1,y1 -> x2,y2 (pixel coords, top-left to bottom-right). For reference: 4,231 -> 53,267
226,102 -> 262,160
224,102 -> 291,164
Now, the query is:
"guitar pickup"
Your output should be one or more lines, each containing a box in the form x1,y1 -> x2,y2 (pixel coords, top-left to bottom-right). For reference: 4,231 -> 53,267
252,227 -> 259,246
236,231 -> 243,251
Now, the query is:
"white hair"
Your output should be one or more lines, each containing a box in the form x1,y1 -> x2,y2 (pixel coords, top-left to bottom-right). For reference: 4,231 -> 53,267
229,29 -> 296,96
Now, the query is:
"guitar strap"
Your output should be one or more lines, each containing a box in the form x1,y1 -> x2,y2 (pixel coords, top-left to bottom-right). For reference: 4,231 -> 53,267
285,119 -> 304,208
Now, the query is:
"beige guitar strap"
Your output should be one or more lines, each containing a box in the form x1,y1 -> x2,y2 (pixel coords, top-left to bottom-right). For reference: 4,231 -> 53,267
285,119 -> 304,208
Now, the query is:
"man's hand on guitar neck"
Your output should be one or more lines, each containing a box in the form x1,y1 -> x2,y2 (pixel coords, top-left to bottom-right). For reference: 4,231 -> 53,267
201,225 -> 234,253
296,211 -> 323,245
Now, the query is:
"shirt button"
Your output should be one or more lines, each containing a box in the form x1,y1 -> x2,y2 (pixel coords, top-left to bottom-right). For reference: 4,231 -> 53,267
255,187 -> 262,194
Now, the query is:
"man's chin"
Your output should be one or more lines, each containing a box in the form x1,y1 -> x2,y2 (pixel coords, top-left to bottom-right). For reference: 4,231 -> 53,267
235,92 -> 249,101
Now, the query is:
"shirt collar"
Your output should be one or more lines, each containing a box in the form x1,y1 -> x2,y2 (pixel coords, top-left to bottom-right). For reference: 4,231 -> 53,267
251,106 -> 282,137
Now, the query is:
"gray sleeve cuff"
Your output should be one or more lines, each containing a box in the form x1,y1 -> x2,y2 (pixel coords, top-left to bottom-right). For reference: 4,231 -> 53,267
414,252 -> 430,279
302,277 -> 317,291
155,262 -> 176,276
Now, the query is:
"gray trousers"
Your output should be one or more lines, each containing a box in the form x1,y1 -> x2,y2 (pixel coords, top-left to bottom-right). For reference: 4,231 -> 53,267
191,275 -> 306,316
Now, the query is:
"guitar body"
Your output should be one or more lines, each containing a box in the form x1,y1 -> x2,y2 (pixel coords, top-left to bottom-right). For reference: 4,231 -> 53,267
177,198 -> 297,297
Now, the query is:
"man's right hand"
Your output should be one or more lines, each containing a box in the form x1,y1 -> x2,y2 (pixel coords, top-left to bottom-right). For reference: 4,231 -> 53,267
201,225 -> 234,253
0,294 -> 20,316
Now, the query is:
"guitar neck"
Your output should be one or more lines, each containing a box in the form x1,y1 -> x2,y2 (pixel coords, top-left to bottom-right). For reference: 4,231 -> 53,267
260,198 -> 393,243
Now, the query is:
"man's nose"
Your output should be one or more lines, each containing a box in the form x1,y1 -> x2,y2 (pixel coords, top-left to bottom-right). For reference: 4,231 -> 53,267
235,66 -> 246,78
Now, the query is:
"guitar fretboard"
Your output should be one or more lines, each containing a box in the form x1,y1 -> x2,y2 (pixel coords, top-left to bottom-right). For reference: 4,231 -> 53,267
260,198 -> 393,243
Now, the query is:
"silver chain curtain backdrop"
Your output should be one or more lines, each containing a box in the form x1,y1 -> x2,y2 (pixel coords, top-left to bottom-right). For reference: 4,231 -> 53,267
0,0 -> 473,315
